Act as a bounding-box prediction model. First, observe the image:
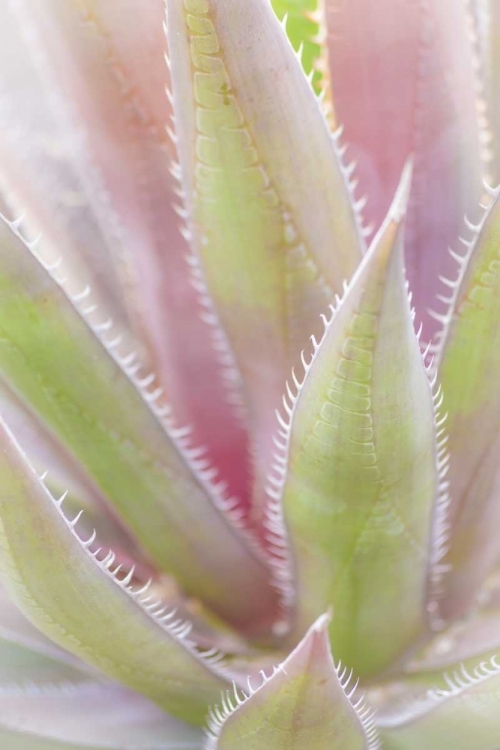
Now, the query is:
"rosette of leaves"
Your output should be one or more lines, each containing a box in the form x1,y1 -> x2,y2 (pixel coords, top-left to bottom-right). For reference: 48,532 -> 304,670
0,1 -> 499,748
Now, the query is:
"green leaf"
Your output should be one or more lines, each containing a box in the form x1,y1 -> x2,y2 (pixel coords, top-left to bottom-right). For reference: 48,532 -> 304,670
271,0 -> 334,112
166,0 -> 364,500
0,416 -> 232,724
434,186 -> 500,620
273,164 -> 444,676
0,215 -> 276,635
0,0 -> 249,501
378,649 -> 500,750
0,682 -> 203,749
206,614 -> 379,749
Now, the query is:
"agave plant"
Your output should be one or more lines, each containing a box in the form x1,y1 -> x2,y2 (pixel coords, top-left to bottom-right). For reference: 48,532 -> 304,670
0,0 -> 500,747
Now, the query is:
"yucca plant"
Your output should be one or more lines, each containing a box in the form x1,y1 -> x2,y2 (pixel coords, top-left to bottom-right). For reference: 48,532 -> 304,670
0,0 -> 499,747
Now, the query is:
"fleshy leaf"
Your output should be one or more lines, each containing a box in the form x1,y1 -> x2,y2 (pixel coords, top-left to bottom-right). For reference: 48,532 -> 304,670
0,417 -> 233,723
0,682 -> 203,749
433,186 -> 500,619
166,0 -> 364,500
378,649 -> 500,750
271,0 -> 335,116
0,215 -> 276,634
273,165 -> 444,676
327,0 -> 485,335
206,614 -> 379,750
0,0 -> 249,502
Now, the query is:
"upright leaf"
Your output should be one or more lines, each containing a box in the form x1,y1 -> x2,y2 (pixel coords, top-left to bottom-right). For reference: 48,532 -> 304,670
327,0 -> 485,335
0,0 -> 248,499
434,186 -> 500,620
206,614 -> 379,750
273,166 -> 444,676
166,0 -> 364,502
271,0 -> 335,120
0,216 -> 276,635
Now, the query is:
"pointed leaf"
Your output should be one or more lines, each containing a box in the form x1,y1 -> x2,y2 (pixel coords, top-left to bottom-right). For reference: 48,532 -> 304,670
0,216 -> 276,633
166,0 -> 364,496
0,0 -> 249,500
206,614 -> 379,750
327,0 -> 485,335
271,0 -> 335,114
378,649 -> 500,750
435,187 -> 500,619
0,414 -> 236,723
274,166 -> 443,676
0,682 -> 202,749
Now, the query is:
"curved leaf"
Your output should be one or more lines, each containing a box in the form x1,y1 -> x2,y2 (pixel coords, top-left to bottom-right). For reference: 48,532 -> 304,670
434,187 -> 500,619
378,649 -> 500,750
166,0 -> 364,501
206,614 -> 379,749
0,0 -> 249,500
0,416 -> 231,723
273,165 -> 444,676
271,0 -> 335,115
0,215 -> 276,634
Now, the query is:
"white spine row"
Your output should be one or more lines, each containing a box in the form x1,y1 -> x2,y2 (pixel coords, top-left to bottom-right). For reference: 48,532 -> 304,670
378,653 -> 500,729
2,213 -> 267,569
33,464 -> 232,680
263,280 -> 351,616
427,181 -> 499,364
279,12 -> 374,254
205,643 -> 380,750
163,17 -> 249,429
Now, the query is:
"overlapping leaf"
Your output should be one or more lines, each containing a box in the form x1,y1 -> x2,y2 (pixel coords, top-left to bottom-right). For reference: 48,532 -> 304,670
327,0 -> 485,335
0,215 -> 276,634
206,614 -> 379,749
166,0 -> 364,503
0,418 -> 234,723
378,647 -> 500,750
0,682 -> 203,749
273,166 -> 444,676
435,186 -> 500,619
0,0 -> 248,499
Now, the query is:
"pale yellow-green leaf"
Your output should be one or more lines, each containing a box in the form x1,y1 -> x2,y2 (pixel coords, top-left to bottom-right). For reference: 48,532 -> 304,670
0,215 -> 276,634
436,187 -> 500,619
0,414 -> 231,724
166,0 -> 363,500
276,166 -> 441,676
378,649 -> 500,750
206,614 -> 378,750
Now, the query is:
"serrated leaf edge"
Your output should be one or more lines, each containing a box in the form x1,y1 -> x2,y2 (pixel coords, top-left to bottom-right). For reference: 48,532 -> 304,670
0,212 -> 268,566
204,614 -> 380,750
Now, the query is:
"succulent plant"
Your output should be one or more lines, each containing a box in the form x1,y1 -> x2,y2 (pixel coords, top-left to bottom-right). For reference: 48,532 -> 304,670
0,0 -> 500,747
